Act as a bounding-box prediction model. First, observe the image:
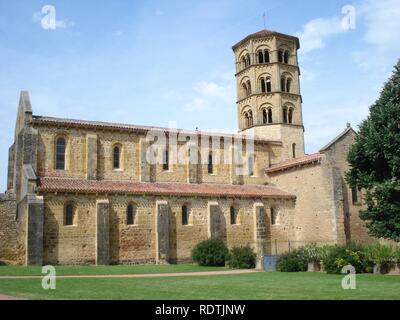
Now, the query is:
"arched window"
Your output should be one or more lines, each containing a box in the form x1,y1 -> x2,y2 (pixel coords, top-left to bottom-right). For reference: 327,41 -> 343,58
268,108 -> 273,123
281,76 -> 286,92
261,78 -> 266,93
288,108 -> 293,124
264,50 -> 270,63
241,57 -> 246,70
127,204 -> 136,225
56,137 -> 66,170
258,51 -> 264,64
248,155 -> 255,176
246,80 -> 251,95
230,206 -> 237,225
278,50 -> 284,63
271,207 -> 277,225
65,202 -> 74,226
242,83 -> 247,98
283,107 -> 288,123
286,78 -> 292,93
208,153 -> 213,174
244,112 -> 249,128
113,145 -> 121,170
266,78 -> 271,92
284,51 -> 290,64
248,110 -> 253,126
262,109 -> 268,124
245,54 -> 250,67
163,148 -> 169,171
182,205 -> 189,225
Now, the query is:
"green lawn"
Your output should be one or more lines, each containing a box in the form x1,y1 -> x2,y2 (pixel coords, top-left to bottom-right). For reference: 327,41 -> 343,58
0,269 -> 400,300
0,264 -> 227,276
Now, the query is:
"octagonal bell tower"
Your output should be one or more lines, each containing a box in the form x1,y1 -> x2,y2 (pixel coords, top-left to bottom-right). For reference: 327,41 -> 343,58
232,29 -> 305,161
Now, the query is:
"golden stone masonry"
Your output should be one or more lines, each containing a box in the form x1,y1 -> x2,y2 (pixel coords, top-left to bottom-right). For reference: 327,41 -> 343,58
0,30 -> 373,267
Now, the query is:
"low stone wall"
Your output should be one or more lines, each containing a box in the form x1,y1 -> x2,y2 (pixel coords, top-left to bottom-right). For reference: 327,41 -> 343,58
0,193 -> 20,265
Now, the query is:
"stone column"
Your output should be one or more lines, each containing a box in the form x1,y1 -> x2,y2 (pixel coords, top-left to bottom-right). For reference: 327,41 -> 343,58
26,195 -> 44,266
254,202 -> 267,270
96,199 -> 110,265
86,134 -> 98,180
156,200 -> 169,264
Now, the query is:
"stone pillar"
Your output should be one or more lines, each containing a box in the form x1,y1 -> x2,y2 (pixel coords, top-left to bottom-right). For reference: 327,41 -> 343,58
96,199 -> 110,265
254,202 -> 267,270
26,195 -> 44,266
207,201 -> 220,239
140,138 -> 156,182
156,200 -> 169,264
86,134 -> 98,180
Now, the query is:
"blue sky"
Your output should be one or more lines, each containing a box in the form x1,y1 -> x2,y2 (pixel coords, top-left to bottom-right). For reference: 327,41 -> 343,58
0,0 -> 399,191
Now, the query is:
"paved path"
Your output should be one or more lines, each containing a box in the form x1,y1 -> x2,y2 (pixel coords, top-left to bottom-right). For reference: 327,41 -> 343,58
0,269 -> 260,280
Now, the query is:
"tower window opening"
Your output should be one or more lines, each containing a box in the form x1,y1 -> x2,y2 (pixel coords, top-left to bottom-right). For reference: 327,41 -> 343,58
258,51 -> 264,63
266,78 -> 271,92
278,50 -> 284,63
284,51 -> 290,64
248,110 -> 253,127
288,108 -> 293,124
286,78 -> 292,93
246,80 -> 251,95
262,109 -> 268,124
281,76 -> 286,92
261,78 -> 266,93
268,108 -> 273,123
283,108 -> 288,123
264,50 -> 270,63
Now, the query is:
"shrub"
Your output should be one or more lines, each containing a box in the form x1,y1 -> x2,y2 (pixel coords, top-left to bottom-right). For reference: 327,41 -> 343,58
322,243 -> 370,274
192,239 -> 228,266
227,246 -> 256,269
364,243 -> 396,269
301,243 -> 321,263
276,250 -> 308,272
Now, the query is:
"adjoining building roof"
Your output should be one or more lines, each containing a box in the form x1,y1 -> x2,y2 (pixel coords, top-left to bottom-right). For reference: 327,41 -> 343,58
266,153 -> 323,174
232,29 -> 300,51
37,177 -> 295,199
319,125 -> 357,152
32,115 -> 282,145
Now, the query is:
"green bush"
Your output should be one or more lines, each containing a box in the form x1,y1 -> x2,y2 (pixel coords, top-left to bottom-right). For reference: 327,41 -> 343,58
322,243 -> 370,274
192,239 -> 228,266
276,250 -> 308,272
301,243 -> 321,263
364,243 -> 396,268
227,246 -> 256,269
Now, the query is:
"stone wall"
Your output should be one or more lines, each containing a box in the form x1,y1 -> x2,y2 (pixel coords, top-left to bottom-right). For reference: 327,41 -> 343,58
40,192 -> 295,265
0,193 -> 20,264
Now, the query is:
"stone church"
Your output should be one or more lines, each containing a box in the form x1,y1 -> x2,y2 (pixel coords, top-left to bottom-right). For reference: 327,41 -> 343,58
0,29 -> 373,267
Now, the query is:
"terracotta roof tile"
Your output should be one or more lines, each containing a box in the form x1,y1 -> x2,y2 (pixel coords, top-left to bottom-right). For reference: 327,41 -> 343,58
232,29 -> 300,50
37,177 -> 295,199
266,153 -> 322,174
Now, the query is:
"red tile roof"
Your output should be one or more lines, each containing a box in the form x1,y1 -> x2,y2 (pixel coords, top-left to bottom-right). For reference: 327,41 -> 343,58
232,29 -> 300,50
37,177 -> 295,199
266,153 -> 323,174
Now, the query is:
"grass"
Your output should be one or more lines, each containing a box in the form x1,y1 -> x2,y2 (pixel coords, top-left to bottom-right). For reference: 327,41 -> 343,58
0,268 -> 400,300
0,264 -> 227,276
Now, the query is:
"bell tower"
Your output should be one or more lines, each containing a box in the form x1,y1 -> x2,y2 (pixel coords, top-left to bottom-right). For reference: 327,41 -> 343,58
232,29 -> 305,161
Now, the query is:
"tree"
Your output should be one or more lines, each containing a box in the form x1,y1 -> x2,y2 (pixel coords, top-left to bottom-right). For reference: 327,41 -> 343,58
346,60 -> 400,241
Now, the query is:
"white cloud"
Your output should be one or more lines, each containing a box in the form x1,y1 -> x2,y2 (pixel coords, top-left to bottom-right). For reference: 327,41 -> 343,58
184,81 -> 235,112
352,0 -> 400,68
